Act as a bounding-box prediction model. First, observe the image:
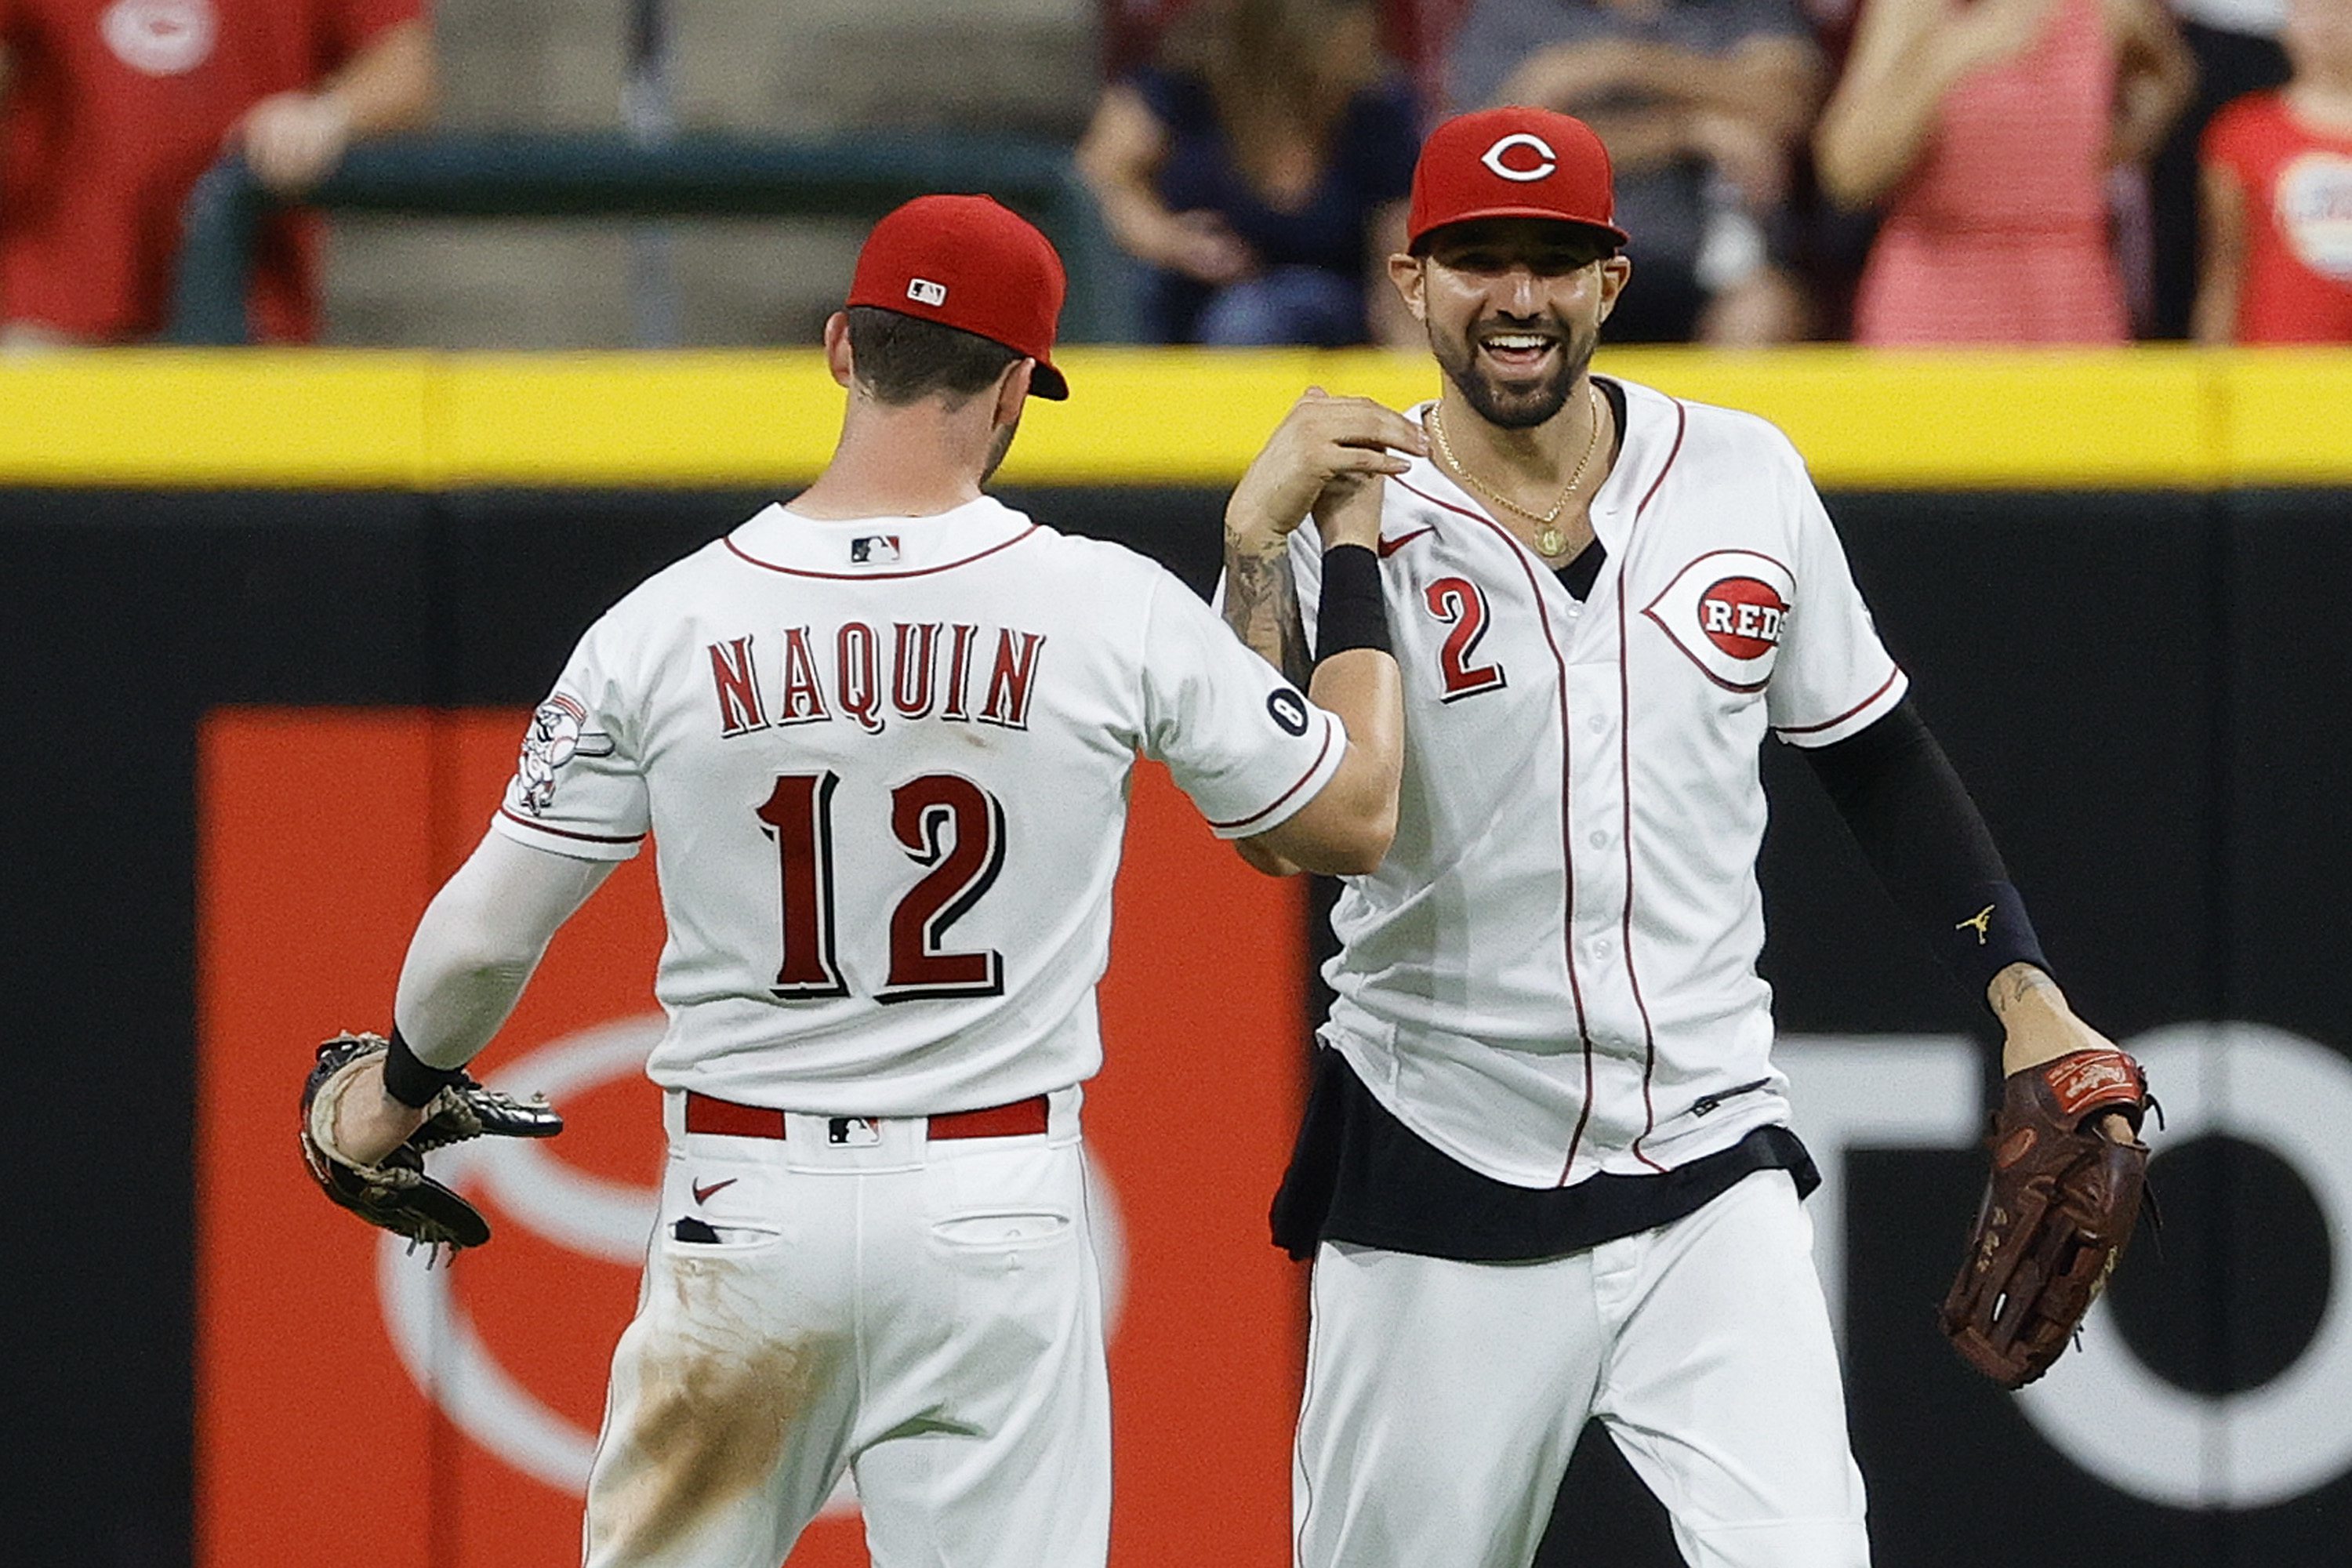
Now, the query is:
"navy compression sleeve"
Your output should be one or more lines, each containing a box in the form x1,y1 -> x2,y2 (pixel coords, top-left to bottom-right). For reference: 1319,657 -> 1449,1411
1799,698 -> 2049,1005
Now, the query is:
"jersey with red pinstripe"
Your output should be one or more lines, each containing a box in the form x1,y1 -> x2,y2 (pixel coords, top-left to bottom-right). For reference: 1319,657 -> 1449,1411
1287,377 -> 1905,1188
493,495 -> 1343,1114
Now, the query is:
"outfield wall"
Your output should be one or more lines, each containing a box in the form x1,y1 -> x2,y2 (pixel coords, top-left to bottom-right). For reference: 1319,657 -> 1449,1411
2,350 -> 2346,1567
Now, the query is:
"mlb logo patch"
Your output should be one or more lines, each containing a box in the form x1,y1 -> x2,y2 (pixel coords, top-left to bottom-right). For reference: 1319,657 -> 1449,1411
828,1116 -> 881,1147
851,534 -> 902,565
906,278 -> 948,307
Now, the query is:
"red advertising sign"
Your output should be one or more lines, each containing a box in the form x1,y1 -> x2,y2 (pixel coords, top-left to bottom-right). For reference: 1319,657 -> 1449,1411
198,708 -> 1309,1566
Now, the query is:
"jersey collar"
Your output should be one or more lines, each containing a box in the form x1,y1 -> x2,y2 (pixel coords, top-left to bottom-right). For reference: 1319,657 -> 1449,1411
1405,376 -> 1674,559
1585,376 -> 1684,551
725,495 -> 1037,579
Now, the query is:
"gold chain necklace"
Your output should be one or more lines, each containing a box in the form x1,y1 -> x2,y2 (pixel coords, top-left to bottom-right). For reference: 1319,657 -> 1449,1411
1430,383 -> 1606,558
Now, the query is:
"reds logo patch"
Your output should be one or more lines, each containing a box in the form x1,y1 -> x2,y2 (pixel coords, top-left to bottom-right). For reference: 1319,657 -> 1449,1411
1641,550 -> 1795,691
1699,578 -> 1788,659
516,693 -> 615,815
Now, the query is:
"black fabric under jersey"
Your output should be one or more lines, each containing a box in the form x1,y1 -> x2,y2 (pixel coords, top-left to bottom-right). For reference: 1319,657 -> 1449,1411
1799,697 -> 2050,997
1269,1048 -> 1819,1263
1555,539 -> 1606,601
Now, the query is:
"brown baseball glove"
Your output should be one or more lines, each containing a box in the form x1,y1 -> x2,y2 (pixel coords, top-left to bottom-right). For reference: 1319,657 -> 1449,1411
1940,1046 -> 2152,1388
298,1031 -> 562,1256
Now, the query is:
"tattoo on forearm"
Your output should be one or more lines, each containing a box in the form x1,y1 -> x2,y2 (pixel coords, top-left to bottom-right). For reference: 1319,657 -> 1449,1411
1223,542 -> 1312,688
1989,962 -> 2054,1014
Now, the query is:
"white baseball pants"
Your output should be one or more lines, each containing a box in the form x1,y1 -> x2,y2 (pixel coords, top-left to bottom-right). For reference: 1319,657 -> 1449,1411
583,1087 -> 1109,1568
1293,1169 -> 1868,1568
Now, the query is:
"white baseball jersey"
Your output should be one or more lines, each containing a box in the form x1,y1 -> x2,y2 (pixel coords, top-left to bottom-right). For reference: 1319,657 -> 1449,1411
1291,378 -> 1906,1188
492,495 -> 1343,1114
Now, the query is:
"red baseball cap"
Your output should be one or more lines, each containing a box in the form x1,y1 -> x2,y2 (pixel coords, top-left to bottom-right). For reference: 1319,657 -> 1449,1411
1407,107 -> 1629,252
847,194 -> 1070,400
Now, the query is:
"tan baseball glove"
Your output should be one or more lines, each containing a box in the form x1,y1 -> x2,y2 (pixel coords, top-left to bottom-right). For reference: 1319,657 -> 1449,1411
298,1031 -> 562,1255
1940,1046 -> 2152,1388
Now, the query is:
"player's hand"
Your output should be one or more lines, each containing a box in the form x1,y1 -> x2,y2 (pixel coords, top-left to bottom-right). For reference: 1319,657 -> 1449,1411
1227,389 -> 1426,557
238,91 -> 354,194
1312,473 -> 1388,553
1989,963 -> 2135,1144
328,1051 -> 431,1167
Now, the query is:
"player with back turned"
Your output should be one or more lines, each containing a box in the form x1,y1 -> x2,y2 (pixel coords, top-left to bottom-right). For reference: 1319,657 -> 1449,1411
1220,108 -> 2154,1567
295,193 -> 1414,1567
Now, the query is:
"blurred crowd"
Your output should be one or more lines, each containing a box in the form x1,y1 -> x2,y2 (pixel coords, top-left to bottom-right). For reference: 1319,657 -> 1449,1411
1078,0 -> 2352,346
0,0 -> 2347,347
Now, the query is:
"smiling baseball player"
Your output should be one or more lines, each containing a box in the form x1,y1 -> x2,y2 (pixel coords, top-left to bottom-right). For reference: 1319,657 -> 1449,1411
1221,108 -> 2152,1568
303,193 -> 1410,1568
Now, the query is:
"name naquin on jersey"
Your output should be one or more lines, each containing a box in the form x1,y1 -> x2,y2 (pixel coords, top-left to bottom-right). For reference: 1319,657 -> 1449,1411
702,619 -> 1048,739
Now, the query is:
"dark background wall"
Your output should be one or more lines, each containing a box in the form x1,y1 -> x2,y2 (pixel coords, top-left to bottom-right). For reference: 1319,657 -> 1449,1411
2,482 -> 2343,1566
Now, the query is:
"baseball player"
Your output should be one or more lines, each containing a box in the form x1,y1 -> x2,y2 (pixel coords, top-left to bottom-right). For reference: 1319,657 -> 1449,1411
1221,108 -> 2143,1568
313,193 -> 1414,1567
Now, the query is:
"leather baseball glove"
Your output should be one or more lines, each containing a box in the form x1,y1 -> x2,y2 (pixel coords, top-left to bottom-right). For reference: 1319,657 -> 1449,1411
299,1031 -> 562,1255
1940,1045 -> 2152,1388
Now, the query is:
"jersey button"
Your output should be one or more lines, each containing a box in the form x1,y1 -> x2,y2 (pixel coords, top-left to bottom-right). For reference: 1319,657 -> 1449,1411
1588,829 -> 1610,849
1587,715 -> 1608,734
1588,936 -> 1613,960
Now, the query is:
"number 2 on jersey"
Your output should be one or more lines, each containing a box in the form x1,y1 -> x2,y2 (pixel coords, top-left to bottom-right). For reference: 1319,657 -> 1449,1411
755,771 -> 1007,1004
1426,577 -> 1507,701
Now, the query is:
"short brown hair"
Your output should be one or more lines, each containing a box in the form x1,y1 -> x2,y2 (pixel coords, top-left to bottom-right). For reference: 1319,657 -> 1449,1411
846,306 -> 1022,406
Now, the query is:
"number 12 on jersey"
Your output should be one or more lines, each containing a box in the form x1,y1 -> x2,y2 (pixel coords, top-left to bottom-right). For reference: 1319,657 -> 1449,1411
755,771 -> 1008,1004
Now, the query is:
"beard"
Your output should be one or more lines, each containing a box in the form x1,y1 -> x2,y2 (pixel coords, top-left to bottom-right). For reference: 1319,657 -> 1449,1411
1428,314 -> 1598,431
979,412 -> 1022,485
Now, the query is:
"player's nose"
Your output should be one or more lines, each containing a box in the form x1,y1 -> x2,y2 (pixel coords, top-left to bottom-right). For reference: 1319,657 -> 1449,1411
1498,263 -> 1542,314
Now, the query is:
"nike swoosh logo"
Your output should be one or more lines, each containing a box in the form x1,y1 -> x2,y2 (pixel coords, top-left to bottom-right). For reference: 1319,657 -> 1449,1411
1377,528 -> 1434,557
691,1178 -> 738,1205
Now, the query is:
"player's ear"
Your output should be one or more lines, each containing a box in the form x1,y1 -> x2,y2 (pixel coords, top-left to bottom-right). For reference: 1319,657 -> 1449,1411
1597,255 -> 1632,321
992,358 -> 1035,426
1386,252 -> 1427,323
823,311 -> 855,390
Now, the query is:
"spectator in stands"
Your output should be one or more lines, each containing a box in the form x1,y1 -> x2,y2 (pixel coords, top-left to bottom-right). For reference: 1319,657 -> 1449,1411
0,0 -> 435,346
1814,0 -> 2193,343
2151,0 -> 2291,337
1076,0 -> 1421,347
2194,0 -> 2352,340
1446,0 -> 1828,344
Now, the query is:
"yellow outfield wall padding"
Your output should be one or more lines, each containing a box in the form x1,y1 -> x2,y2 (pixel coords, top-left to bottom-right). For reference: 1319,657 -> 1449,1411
2209,351 -> 2352,484
0,347 -> 2341,489
0,351 -> 430,487
429,353 -> 845,486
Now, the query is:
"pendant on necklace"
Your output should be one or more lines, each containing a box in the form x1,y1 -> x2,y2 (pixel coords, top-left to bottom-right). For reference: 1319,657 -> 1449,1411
1537,525 -> 1566,557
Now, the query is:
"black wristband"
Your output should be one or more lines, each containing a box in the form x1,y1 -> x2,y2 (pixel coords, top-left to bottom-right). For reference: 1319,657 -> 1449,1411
382,1026 -> 469,1109
1315,543 -> 1391,662
1944,880 -> 2052,1004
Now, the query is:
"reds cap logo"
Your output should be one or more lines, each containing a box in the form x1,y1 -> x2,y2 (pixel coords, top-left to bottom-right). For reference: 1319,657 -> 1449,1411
1642,550 -> 1795,691
1480,132 -> 1557,183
